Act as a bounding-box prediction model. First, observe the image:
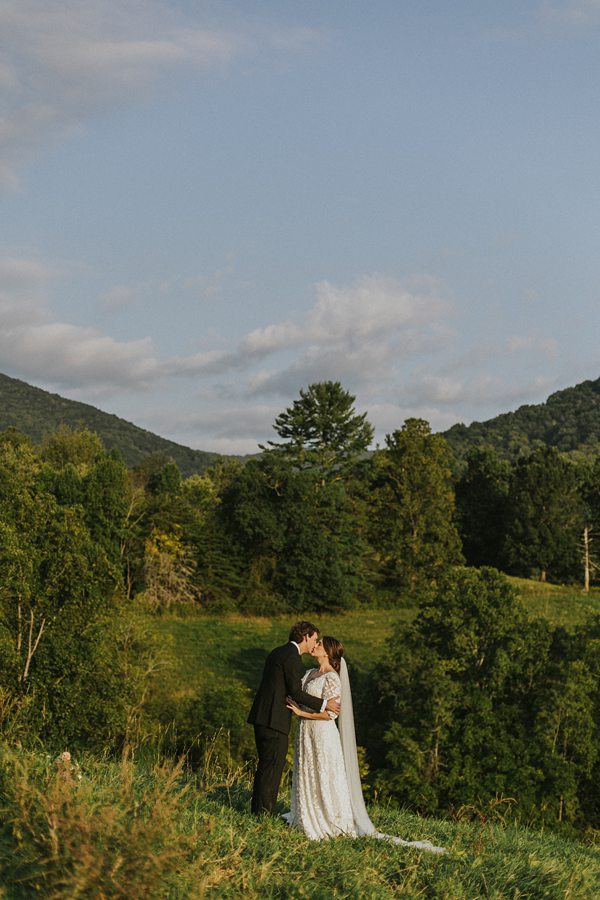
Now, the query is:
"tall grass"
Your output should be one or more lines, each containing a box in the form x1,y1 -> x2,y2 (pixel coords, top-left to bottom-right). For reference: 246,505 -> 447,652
0,742 -> 598,898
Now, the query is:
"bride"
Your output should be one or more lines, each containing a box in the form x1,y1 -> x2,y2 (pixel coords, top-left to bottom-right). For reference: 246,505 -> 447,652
284,636 -> 444,853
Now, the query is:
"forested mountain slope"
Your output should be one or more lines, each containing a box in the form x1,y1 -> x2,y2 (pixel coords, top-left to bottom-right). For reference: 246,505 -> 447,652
4,370 -> 600,474
443,375 -> 600,462
0,372 -> 220,475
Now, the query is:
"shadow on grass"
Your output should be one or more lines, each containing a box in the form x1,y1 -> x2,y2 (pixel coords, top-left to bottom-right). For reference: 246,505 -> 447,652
204,782 -> 253,813
227,647 -> 269,690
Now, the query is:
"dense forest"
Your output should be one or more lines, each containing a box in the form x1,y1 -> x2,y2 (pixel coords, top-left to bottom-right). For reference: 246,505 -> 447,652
444,375 -> 600,464
1,379 -> 600,839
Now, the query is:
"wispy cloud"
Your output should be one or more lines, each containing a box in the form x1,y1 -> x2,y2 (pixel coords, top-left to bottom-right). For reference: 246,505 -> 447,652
0,0 -> 322,189
98,284 -> 141,310
0,256 -> 55,325
406,373 -> 558,416
538,0 -> 600,26
240,275 -> 449,361
0,263 -> 451,396
0,256 -> 568,449
507,335 -> 559,358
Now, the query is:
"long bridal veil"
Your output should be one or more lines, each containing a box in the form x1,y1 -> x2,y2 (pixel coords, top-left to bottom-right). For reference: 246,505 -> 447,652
338,658 -> 445,853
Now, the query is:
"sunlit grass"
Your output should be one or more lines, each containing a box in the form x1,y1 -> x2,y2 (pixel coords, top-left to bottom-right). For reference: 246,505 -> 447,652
509,576 -> 600,628
151,575 -> 600,697
1,744 -> 598,899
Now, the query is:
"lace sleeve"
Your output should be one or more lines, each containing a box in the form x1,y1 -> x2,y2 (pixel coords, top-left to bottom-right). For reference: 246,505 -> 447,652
322,672 -> 341,719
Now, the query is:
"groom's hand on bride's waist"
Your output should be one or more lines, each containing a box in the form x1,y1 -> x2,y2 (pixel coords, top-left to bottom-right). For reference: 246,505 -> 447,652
326,697 -> 341,715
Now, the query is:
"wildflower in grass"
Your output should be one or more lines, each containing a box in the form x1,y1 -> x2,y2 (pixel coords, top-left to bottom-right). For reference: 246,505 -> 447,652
54,750 -> 82,783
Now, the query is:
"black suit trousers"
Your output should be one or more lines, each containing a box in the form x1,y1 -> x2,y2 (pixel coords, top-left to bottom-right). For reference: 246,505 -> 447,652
251,724 -> 289,815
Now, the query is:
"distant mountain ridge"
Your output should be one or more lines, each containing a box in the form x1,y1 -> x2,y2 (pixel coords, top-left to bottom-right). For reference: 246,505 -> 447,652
3,371 -> 600,476
0,372 -> 221,476
443,376 -> 600,462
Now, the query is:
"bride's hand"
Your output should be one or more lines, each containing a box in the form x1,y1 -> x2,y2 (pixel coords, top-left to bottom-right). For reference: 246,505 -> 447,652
286,696 -> 301,715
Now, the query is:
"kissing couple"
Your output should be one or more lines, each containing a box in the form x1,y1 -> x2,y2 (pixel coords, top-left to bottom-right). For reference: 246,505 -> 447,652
248,620 -> 444,851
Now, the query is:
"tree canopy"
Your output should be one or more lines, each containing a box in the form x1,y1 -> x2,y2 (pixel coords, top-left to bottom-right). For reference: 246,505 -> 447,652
265,381 -> 374,474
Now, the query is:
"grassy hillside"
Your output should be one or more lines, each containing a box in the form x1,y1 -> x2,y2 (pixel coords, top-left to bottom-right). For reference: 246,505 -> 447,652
0,372 -> 221,475
2,582 -> 599,896
152,578 -> 600,697
443,374 -> 600,463
0,746 -> 598,898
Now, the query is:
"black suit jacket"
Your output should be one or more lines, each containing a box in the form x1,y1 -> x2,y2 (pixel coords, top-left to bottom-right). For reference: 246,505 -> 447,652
248,643 -> 324,734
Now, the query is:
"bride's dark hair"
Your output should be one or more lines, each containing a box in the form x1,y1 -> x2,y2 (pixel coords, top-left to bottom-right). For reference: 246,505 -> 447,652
322,636 -> 344,674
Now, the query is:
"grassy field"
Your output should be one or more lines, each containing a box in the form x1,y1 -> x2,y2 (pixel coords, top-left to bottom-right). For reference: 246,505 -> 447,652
510,577 -> 600,628
1,746 -> 598,899
151,576 -> 600,696
2,578 -> 600,897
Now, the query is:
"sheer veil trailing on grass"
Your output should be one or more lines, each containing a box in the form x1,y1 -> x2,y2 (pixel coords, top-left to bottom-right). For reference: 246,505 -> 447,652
338,658 -> 445,853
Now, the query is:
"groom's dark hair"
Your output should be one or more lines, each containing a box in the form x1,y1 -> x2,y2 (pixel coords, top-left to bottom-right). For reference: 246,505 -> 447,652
289,621 -> 318,643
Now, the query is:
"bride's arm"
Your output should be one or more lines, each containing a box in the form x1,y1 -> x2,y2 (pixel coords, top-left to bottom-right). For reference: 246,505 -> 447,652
286,698 -> 331,720
287,673 -> 341,720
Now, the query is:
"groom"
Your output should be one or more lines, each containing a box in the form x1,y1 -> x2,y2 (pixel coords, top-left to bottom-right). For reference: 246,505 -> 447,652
248,620 -> 340,815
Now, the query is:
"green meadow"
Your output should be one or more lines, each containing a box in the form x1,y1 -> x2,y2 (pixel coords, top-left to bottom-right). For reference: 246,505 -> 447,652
152,577 -> 600,693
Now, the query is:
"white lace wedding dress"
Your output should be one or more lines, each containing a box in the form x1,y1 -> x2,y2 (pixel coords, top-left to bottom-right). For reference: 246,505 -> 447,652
283,662 -> 445,853
285,669 -> 357,839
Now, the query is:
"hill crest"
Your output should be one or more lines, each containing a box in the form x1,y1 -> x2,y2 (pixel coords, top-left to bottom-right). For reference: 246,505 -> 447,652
443,375 -> 600,462
0,372 -> 220,476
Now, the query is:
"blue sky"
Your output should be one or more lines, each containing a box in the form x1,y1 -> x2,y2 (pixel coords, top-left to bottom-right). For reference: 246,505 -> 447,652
2,0 -> 600,453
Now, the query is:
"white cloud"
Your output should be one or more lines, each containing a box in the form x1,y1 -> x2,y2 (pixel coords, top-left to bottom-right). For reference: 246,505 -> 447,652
234,275 -> 452,401
408,373 -> 558,414
368,402 -> 461,438
0,256 -> 52,299
0,321 -> 161,390
239,275 -> 449,362
141,403 -> 279,454
239,321 -> 304,357
0,255 -> 55,325
153,404 -> 278,439
0,0 -> 320,189
0,257 -> 568,453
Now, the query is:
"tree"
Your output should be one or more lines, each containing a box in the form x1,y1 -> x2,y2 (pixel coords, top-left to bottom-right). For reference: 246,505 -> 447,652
221,454 -> 366,612
504,448 -> 583,582
265,381 -> 373,476
40,425 -> 104,475
0,440 -> 127,748
534,636 -> 597,825
82,451 -> 131,583
371,569 -> 532,809
455,446 -> 511,568
372,566 -> 600,827
577,457 -> 600,590
370,419 -> 462,596
180,468 -> 243,610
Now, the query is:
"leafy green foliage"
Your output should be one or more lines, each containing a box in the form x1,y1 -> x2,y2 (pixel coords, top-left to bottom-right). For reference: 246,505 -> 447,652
455,446 -> 511,568
265,380 -> 373,474
372,568 -> 600,828
444,374 -> 600,464
504,447 -> 584,582
370,419 -> 463,596
0,439 -> 129,749
221,454 -> 366,612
